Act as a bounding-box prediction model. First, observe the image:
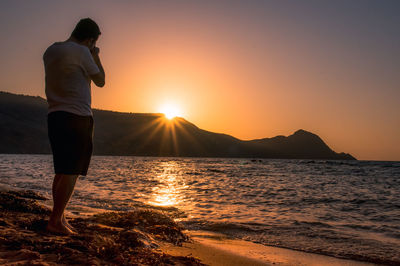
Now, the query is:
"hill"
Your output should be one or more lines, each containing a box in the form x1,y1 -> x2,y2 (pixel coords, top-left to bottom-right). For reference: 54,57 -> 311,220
0,91 -> 355,160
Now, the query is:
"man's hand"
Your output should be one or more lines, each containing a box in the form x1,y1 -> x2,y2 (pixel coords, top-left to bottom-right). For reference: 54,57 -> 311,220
89,46 -> 105,87
90,46 -> 100,55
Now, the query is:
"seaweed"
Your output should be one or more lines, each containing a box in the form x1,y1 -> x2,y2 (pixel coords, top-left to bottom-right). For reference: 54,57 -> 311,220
0,190 -> 206,265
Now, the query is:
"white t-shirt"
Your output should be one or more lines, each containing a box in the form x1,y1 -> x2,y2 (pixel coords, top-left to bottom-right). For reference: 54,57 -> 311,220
43,41 -> 100,116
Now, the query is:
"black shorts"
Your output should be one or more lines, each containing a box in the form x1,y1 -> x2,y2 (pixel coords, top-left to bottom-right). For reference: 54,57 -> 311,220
47,111 -> 94,176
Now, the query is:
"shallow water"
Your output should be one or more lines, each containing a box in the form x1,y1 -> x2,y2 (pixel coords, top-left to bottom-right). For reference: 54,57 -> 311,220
0,154 -> 399,264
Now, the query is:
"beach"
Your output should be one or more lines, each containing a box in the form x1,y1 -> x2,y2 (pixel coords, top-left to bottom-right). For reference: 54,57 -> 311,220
1,155 -> 399,265
1,0 -> 399,263
0,188 -> 380,266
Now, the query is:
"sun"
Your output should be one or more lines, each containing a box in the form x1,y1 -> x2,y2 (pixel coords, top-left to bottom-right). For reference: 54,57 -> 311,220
158,103 -> 182,120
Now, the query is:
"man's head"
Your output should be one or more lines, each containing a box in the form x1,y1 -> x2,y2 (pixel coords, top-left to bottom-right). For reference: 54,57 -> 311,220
71,18 -> 101,50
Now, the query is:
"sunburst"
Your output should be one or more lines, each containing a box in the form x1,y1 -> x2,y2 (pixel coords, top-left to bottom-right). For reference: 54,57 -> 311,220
159,103 -> 182,119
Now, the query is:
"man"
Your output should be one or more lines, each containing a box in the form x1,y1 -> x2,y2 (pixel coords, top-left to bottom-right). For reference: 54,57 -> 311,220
43,18 -> 105,235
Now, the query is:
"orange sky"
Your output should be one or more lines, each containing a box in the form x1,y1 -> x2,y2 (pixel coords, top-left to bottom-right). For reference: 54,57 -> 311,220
1,1 -> 399,161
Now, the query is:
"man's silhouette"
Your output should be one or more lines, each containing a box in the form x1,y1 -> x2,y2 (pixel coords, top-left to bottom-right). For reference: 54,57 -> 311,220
43,18 -> 105,234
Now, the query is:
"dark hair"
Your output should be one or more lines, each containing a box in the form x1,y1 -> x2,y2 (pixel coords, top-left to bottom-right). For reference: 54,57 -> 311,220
71,18 -> 101,41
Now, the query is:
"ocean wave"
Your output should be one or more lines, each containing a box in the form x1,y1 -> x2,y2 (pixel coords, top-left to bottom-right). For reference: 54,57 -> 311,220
180,219 -> 260,233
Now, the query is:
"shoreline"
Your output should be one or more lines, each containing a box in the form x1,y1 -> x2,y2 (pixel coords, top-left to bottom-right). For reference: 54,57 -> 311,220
40,199 -> 382,265
158,230 -> 377,266
0,188 -> 386,265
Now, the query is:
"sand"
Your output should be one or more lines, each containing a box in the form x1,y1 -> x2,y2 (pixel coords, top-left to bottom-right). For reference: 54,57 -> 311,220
158,230 -> 378,266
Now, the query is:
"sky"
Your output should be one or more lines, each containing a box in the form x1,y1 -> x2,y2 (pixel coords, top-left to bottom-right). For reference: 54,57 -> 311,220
0,0 -> 399,161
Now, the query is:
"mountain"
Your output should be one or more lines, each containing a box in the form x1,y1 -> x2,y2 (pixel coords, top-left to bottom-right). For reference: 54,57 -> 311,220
0,91 -> 355,160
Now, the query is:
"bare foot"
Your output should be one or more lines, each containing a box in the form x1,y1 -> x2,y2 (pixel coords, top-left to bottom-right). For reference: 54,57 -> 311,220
46,221 -> 75,235
62,214 -> 76,233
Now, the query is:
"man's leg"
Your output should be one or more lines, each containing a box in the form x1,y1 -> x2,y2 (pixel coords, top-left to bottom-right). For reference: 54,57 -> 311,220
47,173 -> 79,234
52,174 -> 76,231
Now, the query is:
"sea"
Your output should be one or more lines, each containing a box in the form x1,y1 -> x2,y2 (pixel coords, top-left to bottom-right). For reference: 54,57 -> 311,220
0,154 -> 399,265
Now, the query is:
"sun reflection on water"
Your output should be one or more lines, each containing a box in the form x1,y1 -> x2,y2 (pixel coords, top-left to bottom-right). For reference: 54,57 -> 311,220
147,161 -> 187,207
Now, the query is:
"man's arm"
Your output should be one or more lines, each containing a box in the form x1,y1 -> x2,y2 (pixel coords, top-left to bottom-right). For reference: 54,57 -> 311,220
90,47 -> 105,87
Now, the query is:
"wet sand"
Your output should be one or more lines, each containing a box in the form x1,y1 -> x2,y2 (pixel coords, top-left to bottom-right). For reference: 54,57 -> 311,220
159,230 -> 377,266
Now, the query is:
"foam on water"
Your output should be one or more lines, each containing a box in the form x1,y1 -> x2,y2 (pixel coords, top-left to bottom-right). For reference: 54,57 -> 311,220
0,154 -> 399,264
